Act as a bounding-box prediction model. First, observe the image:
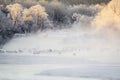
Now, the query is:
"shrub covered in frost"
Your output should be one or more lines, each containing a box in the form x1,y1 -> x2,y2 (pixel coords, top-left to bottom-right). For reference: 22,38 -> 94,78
40,1 -> 70,25
72,13 -> 93,26
68,4 -> 103,17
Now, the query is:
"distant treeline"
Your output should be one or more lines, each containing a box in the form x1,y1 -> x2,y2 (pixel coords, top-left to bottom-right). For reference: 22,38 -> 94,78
0,0 -> 111,5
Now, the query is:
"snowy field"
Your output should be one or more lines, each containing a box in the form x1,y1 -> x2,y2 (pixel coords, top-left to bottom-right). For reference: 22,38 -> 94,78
0,64 -> 117,80
0,54 -> 120,80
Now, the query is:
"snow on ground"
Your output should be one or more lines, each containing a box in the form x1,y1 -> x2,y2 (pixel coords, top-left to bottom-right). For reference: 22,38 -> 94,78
0,61 -> 120,80
0,64 -> 110,80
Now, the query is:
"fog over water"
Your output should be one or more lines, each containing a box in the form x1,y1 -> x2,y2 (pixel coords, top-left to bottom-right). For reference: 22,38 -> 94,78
1,0 -> 120,64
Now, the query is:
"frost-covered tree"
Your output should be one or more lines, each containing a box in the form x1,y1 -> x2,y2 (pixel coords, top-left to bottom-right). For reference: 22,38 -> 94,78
108,0 -> 120,15
6,3 -> 23,26
0,11 -> 12,29
5,3 -> 53,32
41,1 -> 70,24
22,8 -> 33,22
92,0 -> 120,30
0,11 -> 14,44
29,5 -> 48,25
22,8 -> 35,32
29,5 -> 53,30
0,5 -> 3,10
